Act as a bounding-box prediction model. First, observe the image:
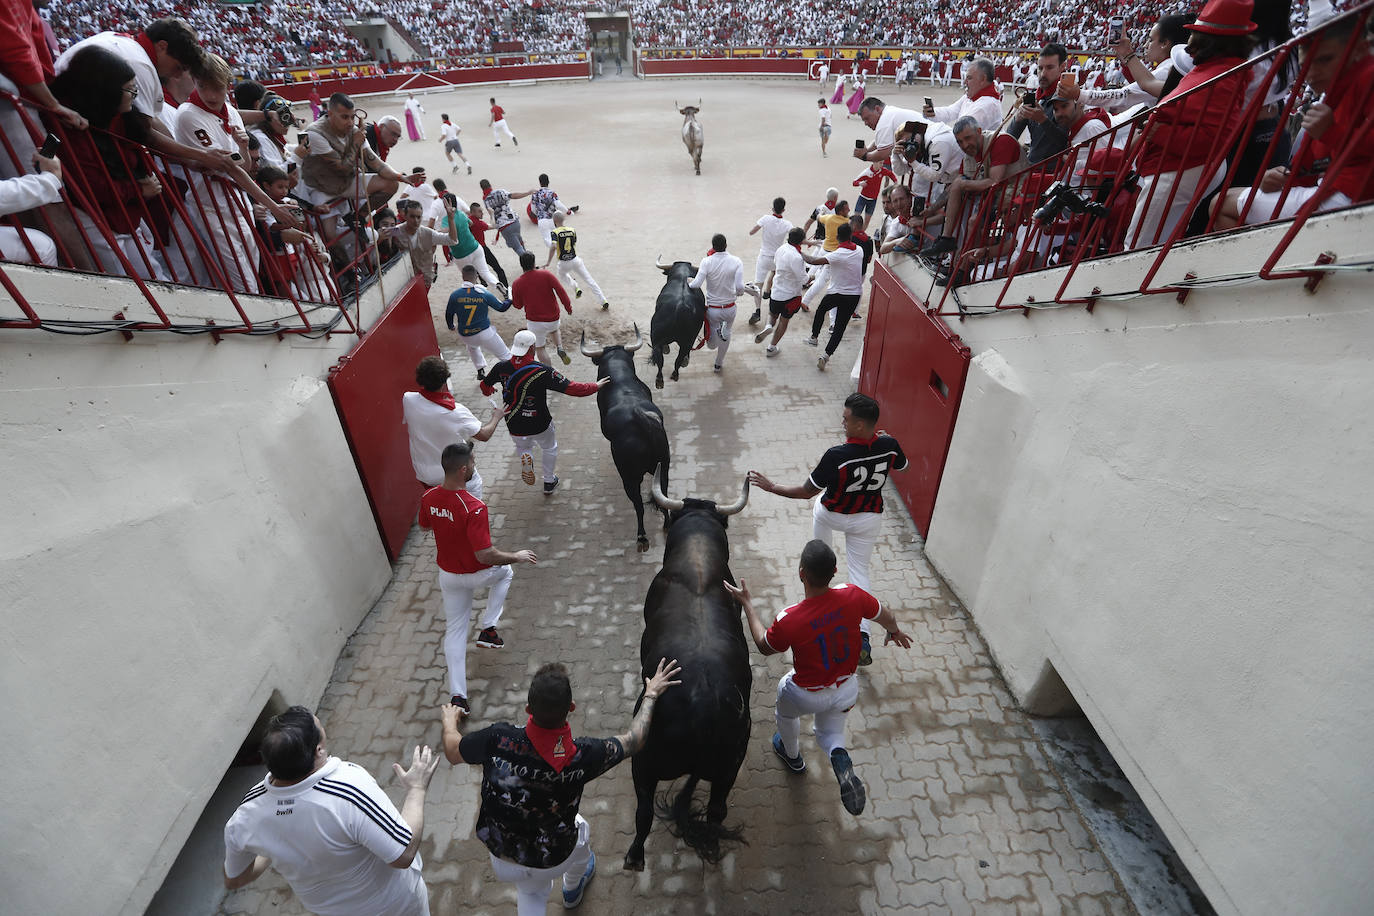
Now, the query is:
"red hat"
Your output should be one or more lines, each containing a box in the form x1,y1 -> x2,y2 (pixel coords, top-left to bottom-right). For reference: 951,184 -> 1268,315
1076,147 -> 1127,178
1186,0 -> 1257,34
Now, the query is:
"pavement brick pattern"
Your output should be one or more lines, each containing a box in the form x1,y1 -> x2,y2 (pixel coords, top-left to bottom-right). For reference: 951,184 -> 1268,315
218,77 -> 1131,916
218,308 -> 1132,915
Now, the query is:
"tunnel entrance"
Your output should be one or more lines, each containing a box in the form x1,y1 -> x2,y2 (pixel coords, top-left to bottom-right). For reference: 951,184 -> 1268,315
144,693 -> 288,916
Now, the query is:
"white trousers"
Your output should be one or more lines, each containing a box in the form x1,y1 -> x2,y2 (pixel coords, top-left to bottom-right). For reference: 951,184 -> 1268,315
754,253 -> 775,286
553,256 -> 605,304
489,815 -> 592,916
775,670 -> 860,758
460,326 -> 511,371
511,423 -> 558,483
802,264 -> 830,307
0,225 -> 57,265
1127,163 -> 1223,249
452,244 -> 501,289
492,118 -> 516,144
703,304 -> 737,366
537,217 -> 555,250
439,565 -> 512,697
187,177 -> 260,294
812,501 -> 883,635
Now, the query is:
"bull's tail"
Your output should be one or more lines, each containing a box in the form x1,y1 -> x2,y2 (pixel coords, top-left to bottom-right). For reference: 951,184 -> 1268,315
654,781 -> 746,865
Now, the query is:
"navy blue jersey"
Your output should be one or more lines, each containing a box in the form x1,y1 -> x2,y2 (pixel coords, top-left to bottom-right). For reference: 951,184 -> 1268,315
809,435 -> 908,514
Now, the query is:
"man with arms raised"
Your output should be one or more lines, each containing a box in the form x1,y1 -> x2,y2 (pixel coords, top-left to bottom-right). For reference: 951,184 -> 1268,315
223,707 -> 440,915
725,540 -> 912,815
440,658 -> 682,913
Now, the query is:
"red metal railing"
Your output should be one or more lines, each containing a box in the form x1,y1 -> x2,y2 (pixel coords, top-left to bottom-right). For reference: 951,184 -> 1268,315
0,91 -> 383,336
902,1 -> 1373,315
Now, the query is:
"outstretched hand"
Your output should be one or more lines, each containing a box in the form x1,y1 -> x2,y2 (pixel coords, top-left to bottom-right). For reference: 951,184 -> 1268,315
644,657 -> 682,699
746,470 -> 773,493
722,578 -> 750,605
392,744 -> 440,789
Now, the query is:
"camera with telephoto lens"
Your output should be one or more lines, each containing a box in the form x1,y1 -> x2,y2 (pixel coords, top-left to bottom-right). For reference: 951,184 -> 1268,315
1033,181 -> 1109,224
261,93 -> 298,128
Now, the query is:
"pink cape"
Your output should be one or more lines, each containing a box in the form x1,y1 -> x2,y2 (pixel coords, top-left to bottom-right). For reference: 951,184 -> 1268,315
405,109 -> 421,141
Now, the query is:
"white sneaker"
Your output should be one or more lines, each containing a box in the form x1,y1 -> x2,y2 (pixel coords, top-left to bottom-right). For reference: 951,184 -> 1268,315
754,324 -> 773,344
817,354 -> 828,370
765,346 -> 780,357
713,364 -> 723,373
803,337 -> 818,347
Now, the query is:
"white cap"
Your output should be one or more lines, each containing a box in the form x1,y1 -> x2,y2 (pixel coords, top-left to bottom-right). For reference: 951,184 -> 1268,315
510,329 -> 537,356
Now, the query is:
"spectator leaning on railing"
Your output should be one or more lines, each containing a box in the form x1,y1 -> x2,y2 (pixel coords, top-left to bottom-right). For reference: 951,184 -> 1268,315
923,57 -> 1004,131
920,115 -> 1030,259
1125,0 -> 1258,248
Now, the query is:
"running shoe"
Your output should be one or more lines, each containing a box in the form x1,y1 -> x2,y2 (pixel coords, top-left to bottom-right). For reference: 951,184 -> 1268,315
765,346 -> 780,357
450,694 -> 470,713
773,733 -> 806,773
475,627 -> 504,649
558,348 -> 571,366
858,631 -> 873,666
543,476 -> 560,495
803,336 -> 818,347
754,324 -> 774,344
561,851 -> 595,909
818,354 -> 829,371
521,453 -> 535,486
831,748 -> 867,815
575,288 -> 583,298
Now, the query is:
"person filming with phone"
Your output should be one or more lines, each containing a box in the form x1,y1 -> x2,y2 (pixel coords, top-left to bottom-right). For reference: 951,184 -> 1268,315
1006,43 -> 1074,169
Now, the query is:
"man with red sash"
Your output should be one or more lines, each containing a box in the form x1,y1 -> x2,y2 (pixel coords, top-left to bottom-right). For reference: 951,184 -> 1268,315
440,658 -> 682,913
725,540 -> 912,816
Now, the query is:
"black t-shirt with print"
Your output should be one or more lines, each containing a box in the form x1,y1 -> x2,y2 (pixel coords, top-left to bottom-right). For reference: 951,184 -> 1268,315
458,722 -> 626,868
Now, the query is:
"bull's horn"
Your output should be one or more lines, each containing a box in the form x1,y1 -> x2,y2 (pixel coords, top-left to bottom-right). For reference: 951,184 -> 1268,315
654,252 -> 670,273
624,323 -> 643,354
650,466 -> 684,511
579,329 -> 604,359
718,477 -> 750,516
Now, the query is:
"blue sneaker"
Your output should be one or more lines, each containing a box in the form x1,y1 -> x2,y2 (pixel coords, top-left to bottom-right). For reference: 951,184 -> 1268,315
831,748 -> 867,815
772,733 -> 806,773
561,851 -> 595,908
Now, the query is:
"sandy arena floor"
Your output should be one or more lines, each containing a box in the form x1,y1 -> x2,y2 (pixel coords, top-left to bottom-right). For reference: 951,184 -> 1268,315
217,76 -> 1133,915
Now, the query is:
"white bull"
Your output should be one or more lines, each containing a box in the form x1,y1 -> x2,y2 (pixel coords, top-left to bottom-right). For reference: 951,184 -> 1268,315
676,100 -> 704,175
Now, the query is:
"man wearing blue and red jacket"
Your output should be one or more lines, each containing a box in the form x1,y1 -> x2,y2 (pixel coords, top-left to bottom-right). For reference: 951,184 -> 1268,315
479,329 -> 605,495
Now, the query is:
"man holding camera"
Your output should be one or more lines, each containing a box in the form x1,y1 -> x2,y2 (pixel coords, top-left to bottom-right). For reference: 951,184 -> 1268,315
1006,44 -> 1074,169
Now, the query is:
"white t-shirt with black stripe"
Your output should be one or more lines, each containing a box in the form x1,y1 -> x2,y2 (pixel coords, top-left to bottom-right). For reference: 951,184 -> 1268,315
224,757 -> 427,916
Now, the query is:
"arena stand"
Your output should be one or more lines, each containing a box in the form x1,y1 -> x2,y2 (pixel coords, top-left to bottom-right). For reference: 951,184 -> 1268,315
6,0 -> 1368,336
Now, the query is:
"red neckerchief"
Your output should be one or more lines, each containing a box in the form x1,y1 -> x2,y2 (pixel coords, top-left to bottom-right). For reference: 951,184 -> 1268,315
824,200 -> 836,210
705,248 -> 716,257
836,241 -> 857,250
418,387 -> 456,409
525,716 -> 576,772
133,31 -> 158,67
790,243 -> 802,254
968,83 -> 1000,102
1071,108 -> 1111,136
163,87 -> 179,107
854,231 -> 870,243
846,433 -> 878,445
511,352 -> 536,369
189,90 -> 233,135
1035,85 -> 1055,102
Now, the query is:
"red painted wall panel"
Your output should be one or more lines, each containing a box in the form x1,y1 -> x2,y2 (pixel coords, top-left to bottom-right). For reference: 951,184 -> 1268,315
268,64 -> 587,102
641,58 -> 809,76
327,278 -> 439,561
860,262 -> 971,536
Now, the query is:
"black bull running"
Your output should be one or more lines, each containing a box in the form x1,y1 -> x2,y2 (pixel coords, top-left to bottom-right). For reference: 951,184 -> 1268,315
623,477 -> 752,871
580,326 -> 672,553
649,257 -> 707,389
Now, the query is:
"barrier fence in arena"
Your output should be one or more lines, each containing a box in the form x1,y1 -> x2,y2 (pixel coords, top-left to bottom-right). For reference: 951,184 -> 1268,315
327,275 -> 439,561
908,2 -> 1373,315
0,91 -> 380,336
859,261 -> 971,536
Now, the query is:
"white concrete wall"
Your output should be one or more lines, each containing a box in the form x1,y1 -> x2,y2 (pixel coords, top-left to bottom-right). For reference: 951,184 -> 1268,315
920,214 -> 1374,915
0,272 -> 399,915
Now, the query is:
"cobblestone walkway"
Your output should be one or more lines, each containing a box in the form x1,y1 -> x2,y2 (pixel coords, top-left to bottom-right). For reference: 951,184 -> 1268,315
219,316 -> 1132,916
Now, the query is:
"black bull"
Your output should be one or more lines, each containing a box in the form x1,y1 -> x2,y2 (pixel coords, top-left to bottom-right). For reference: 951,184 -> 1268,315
649,257 -> 706,389
624,477 -> 751,871
580,326 -> 671,552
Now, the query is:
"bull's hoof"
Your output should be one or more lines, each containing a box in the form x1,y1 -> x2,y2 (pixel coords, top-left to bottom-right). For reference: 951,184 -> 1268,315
670,371 -> 680,381
637,536 -> 649,553
623,851 -> 645,872
655,377 -> 664,390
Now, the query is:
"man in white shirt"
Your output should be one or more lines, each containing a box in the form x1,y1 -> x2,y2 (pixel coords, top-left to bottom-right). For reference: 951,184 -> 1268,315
854,96 -> 924,178
688,234 -> 751,374
0,151 -> 62,265
923,58 -> 1004,131
746,197 -> 793,324
439,114 -> 472,174
817,97 -> 832,157
801,222 -> 866,371
402,356 -> 505,496
754,227 -> 810,357
224,706 -> 439,916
